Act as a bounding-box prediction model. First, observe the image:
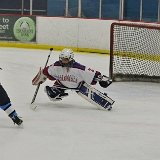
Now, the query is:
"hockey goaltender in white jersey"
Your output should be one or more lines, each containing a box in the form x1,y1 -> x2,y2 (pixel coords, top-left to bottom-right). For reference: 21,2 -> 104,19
32,48 -> 114,110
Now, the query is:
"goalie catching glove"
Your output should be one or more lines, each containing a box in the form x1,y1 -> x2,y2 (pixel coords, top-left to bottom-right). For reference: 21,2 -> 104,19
96,75 -> 112,88
32,67 -> 47,85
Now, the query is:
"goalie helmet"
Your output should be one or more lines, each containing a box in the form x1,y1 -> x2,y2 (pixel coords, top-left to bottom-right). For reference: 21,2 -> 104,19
59,48 -> 74,67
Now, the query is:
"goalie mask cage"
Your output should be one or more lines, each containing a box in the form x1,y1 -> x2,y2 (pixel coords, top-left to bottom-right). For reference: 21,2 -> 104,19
110,22 -> 160,83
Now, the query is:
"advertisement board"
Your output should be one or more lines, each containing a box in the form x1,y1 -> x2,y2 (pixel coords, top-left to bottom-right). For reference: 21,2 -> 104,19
0,16 -> 36,42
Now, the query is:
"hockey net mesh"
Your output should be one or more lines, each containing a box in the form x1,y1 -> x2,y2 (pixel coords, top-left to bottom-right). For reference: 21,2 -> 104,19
110,22 -> 160,83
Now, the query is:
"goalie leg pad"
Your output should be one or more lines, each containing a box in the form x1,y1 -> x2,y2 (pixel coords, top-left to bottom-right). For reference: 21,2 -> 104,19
77,82 -> 115,110
44,86 -> 68,101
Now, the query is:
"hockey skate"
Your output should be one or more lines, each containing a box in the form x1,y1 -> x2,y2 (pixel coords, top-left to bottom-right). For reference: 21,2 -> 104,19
44,86 -> 68,101
107,105 -> 112,111
9,114 -> 23,126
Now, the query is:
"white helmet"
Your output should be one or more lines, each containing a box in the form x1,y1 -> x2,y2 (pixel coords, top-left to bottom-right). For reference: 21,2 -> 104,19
59,48 -> 74,67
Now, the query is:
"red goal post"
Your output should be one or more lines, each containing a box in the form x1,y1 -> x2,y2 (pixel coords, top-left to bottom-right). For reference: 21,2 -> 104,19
109,22 -> 160,83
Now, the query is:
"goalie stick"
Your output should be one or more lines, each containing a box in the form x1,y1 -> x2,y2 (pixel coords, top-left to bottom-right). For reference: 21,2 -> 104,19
30,48 -> 53,110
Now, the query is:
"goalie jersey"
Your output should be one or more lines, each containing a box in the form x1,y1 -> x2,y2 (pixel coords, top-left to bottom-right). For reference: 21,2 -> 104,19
43,61 -> 101,89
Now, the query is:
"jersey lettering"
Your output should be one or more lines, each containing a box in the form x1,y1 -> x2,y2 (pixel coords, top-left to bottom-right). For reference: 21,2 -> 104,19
58,75 -> 77,83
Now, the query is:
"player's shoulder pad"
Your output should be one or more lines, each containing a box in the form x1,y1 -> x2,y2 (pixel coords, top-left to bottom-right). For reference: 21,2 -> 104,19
72,62 -> 85,71
54,61 -> 62,66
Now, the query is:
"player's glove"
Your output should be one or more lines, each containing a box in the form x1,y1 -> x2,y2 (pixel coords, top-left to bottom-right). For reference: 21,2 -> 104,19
32,67 -> 47,85
97,75 -> 112,88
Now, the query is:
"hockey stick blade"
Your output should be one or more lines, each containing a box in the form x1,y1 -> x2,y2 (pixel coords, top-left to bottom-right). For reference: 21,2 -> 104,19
30,103 -> 37,110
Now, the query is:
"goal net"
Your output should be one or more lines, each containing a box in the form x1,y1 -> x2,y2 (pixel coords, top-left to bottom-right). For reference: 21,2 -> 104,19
110,22 -> 160,83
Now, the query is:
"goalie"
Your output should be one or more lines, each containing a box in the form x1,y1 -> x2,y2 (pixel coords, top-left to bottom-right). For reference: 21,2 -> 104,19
32,48 -> 112,107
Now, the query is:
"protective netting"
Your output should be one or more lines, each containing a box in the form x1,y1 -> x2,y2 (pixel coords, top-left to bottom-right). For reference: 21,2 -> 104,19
110,22 -> 160,83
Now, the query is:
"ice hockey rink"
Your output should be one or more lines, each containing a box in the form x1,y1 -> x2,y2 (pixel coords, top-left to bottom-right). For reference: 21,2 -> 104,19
0,47 -> 160,160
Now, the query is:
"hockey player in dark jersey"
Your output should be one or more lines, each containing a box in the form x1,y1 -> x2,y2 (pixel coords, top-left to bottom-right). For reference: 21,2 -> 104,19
0,83 -> 23,126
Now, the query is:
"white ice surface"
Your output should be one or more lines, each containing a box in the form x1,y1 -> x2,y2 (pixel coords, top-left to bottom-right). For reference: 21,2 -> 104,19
0,47 -> 160,160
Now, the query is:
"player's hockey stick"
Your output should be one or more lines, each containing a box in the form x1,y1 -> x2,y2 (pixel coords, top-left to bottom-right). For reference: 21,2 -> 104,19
30,48 -> 53,109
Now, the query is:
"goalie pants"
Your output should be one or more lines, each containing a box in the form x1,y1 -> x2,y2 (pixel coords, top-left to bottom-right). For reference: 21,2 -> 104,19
0,84 -> 17,117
